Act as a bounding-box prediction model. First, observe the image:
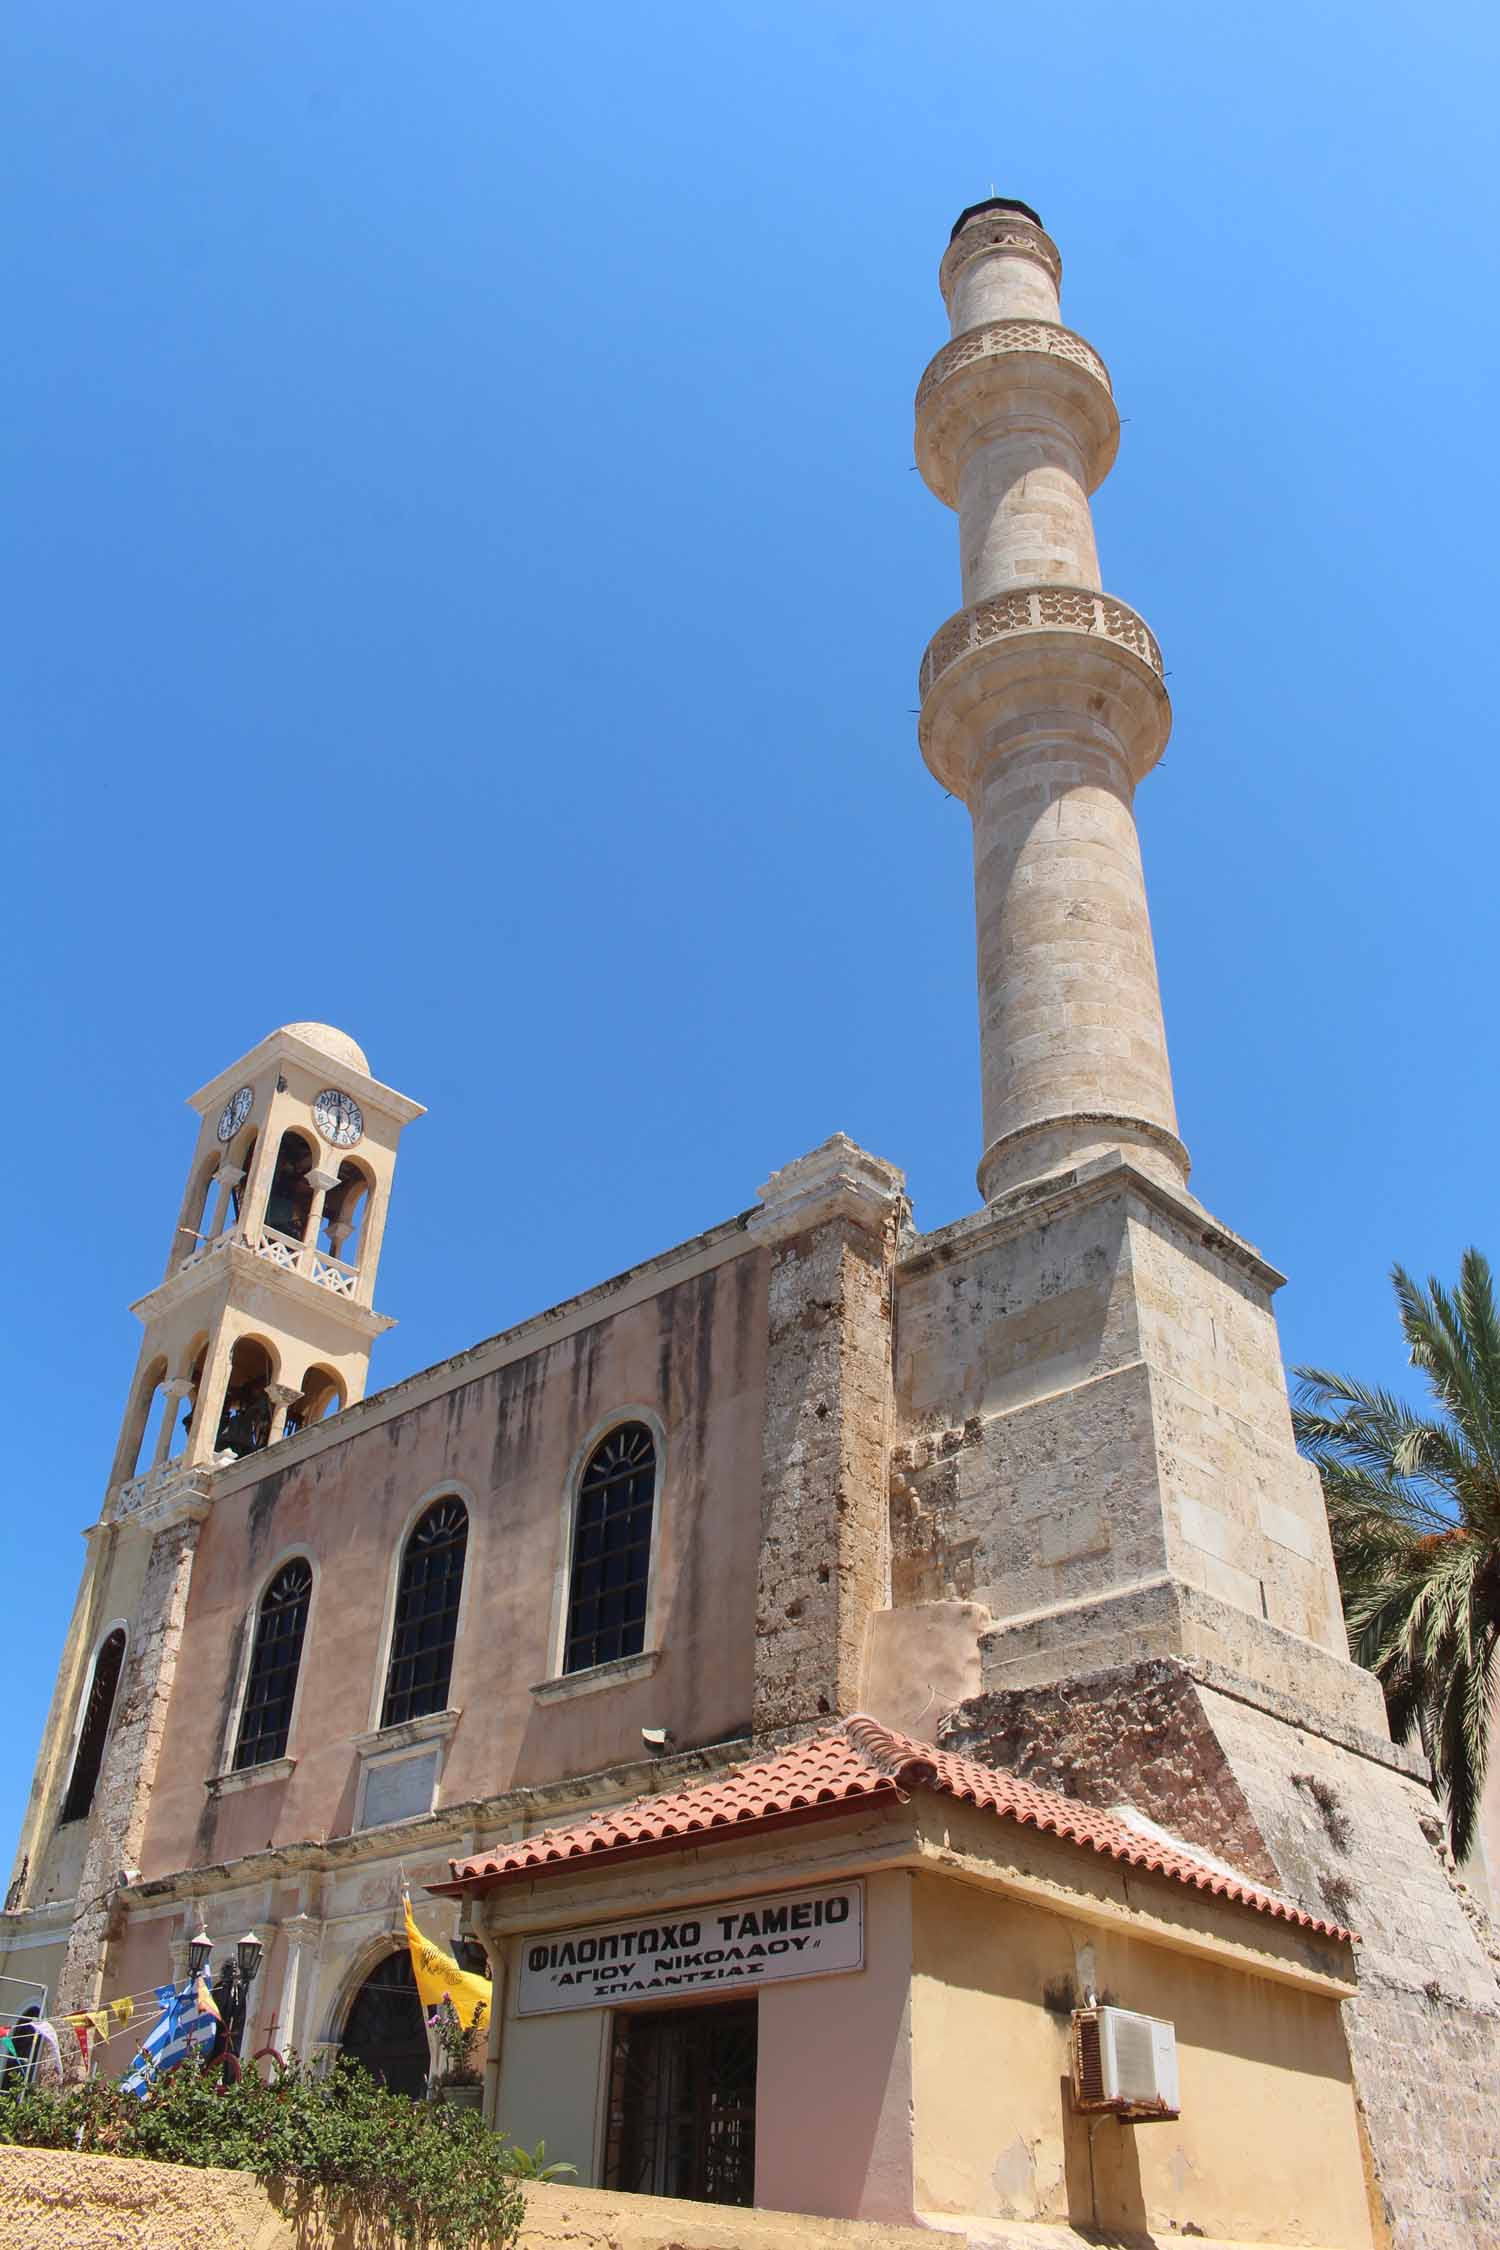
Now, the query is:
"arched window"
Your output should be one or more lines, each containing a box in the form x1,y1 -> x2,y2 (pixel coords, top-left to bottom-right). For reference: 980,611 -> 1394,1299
381,1499 -> 468,1728
233,1560 -> 313,1770
60,1629 -> 127,1825
564,1423 -> 658,1675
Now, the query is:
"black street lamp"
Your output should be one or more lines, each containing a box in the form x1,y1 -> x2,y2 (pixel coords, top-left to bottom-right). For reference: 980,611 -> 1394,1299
200,1929 -> 265,2060
187,1925 -> 213,1981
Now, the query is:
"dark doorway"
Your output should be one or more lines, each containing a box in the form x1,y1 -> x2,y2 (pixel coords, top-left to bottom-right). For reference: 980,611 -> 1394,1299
340,1952 -> 429,2098
603,2000 -> 757,2206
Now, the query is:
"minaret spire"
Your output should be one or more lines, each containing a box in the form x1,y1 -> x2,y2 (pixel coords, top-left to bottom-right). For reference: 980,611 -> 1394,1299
915,200 -> 1187,1202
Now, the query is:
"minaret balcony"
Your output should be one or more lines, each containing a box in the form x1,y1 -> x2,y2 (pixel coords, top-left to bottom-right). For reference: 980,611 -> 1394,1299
918,585 -> 1171,800
179,1221 -> 360,1301
914,319 -> 1119,506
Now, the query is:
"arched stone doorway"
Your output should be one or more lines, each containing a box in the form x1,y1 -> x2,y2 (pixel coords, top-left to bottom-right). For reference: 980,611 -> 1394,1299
339,1951 -> 428,2097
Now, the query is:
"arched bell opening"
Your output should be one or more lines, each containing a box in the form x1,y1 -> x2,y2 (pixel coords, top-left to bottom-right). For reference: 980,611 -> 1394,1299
286,1365 -> 345,1439
318,1160 -> 372,1271
175,1154 -> 220,1271
125,1356 -> 171,1480
263,1129 -> 317,1244
227,1128 -> 258,1223
215,1336 -> 278,1460
173,1335 -> 211,1458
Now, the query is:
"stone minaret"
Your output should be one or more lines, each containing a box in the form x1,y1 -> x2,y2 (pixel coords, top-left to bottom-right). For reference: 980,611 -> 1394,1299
905,192 -> 1362,1718
916,199 -> 1184,1204
899,203 -> 1500,2242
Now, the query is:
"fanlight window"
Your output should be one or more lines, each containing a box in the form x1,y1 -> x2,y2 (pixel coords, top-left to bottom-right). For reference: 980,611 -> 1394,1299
60,1629 -> 127,1825
381,1499 -> 468,1729
234,1560 -> 314,1770
564,1423 -> 657,1675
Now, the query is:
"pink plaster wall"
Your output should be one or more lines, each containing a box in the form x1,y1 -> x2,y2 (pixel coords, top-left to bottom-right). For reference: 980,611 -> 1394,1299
754,1871 -> 916,2224
138,1251 -> 768,1880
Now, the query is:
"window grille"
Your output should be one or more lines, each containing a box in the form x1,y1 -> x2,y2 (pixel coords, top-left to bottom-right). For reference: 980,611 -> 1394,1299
564,1423 -> 657,1675
381,1498 -> 468,1728
59,1629 -> 126,1824
233,1560 -> 313,1770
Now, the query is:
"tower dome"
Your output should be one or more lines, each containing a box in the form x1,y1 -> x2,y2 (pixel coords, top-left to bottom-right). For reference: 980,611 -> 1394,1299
277,1022 -> 370,1076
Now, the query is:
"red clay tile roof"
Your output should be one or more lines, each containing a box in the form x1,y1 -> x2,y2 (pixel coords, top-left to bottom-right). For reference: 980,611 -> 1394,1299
432,1715 -> 1351,1941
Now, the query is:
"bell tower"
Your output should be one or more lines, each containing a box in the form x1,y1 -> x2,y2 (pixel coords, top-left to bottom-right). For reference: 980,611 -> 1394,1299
109,1021 -> 424,1515
9,1024 -> 420,2023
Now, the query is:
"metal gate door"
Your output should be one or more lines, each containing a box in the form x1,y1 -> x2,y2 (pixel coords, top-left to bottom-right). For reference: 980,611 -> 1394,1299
603,1999 -> 758,2206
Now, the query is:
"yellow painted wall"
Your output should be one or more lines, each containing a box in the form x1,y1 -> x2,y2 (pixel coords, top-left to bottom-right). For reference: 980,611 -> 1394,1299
910,1872 -> 1373,2249
494,1992 -> 611,2185
0,2147 -> 1370,2250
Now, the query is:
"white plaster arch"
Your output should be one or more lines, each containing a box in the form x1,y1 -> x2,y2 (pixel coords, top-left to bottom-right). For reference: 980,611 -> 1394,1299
320,1926 -> 412,2047
216,1547 -> 323,1780
122,1356 -> 171,1479
318,1921 -> 443,2087
544,1403 -> 669,1682
221,1326 -> 284,1384
173,1150 -> 222,1270
365,1479 -> 481,1737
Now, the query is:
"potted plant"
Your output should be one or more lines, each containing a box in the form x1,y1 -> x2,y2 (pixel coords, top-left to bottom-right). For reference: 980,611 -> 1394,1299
429,1996 -> 486,2110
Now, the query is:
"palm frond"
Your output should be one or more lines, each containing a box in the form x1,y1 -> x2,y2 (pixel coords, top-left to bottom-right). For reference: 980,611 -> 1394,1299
1393,1260 -> 1500,1486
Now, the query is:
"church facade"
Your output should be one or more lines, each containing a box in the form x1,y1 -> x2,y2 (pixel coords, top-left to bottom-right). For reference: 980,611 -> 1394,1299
3,202 -> 1496,2247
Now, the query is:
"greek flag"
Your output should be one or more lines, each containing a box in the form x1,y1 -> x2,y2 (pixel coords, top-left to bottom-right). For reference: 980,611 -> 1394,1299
121,1982 -> 217,2096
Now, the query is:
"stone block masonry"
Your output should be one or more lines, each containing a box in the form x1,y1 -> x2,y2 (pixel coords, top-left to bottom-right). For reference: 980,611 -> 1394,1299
55,1491 -> 209,2025
751,1139 -> 906,1736
893,1157 -> 1375,1724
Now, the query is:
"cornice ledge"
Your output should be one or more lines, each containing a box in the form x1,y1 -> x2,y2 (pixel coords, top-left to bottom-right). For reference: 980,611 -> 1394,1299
130,1245 -> 391,1336
750,1134 -> 908,1248
353,1708 -> 462,1759
206,1756 -> 296,1798
111,1466 -> 216,1534
121,1735 -> 758,1909
898,1152 -> 1286,1295
530,1649 -> 660,1705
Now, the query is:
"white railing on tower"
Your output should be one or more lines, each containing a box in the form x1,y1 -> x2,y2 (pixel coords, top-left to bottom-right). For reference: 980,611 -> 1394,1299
177,1223 -> 359,1300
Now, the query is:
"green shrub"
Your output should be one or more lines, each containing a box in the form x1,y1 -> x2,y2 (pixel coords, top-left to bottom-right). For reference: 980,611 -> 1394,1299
0,2054 -> 529,2250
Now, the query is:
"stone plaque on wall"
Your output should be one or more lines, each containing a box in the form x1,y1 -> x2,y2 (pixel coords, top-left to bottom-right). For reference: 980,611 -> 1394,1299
517,1879 -> 864,2016
359,1748 -> 438,1830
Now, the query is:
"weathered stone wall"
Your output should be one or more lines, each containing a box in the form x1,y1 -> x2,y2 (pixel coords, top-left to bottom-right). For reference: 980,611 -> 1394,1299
751,1140 -> 905,1734
943,1664 -> 1500,2250
1203,1686 -> 1500,2250
893,1161 -> 1387,1730
55,1499 -> 207,2021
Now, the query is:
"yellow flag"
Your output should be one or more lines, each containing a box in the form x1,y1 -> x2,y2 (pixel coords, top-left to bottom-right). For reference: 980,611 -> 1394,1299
88,2011 -> 109,2043
403,1895 -> 490,2029
196,1977 -> 222,2023
110,1996 -> 133,2026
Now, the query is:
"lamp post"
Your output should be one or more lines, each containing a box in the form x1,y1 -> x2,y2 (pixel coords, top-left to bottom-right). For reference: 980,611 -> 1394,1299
192,1929 -> 264,2060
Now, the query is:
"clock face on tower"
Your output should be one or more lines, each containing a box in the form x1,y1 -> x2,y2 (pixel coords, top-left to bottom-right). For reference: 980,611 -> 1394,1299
313,1088 -> 364,1149
216,1086 -> 253,1143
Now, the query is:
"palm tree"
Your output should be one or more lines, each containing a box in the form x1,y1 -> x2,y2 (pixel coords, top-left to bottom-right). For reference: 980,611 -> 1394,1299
1292,1249 -> 1500,1862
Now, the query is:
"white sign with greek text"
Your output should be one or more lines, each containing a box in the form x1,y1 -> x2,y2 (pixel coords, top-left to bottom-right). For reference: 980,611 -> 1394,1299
516,1880 -> 864,2016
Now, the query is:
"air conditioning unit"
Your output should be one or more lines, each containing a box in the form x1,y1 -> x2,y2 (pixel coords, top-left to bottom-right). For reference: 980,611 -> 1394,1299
1071,2007 -> 1180,2120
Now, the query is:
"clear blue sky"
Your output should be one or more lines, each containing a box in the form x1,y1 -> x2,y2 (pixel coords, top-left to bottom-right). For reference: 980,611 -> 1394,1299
4,2 -> 1497,1846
